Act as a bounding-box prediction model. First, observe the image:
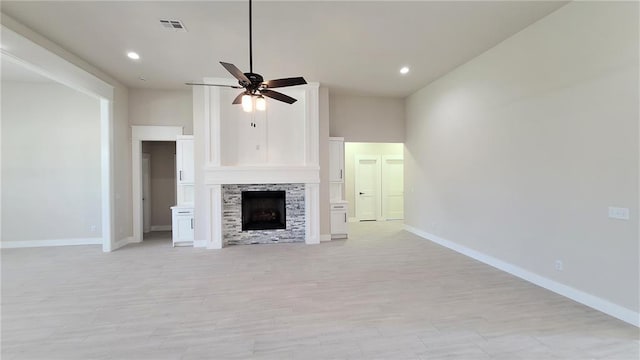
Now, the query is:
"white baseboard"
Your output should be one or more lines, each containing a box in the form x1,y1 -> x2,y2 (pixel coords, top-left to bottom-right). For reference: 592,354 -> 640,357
113,236 -> 137,250
404,224 -> 640,328
150,225 -> 172,231
1,237 -> 102,249
320,234 -> 332,242
193,240 -> 207,248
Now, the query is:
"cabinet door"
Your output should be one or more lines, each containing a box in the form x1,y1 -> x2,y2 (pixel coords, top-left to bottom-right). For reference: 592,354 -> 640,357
329,140 -> 344,182
175,214 -> 194,242
331,210 -> 348,235
177,139 -> 194,184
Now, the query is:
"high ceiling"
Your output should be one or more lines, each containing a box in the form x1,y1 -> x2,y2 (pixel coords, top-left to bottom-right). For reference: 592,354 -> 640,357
1,1 -> 567,97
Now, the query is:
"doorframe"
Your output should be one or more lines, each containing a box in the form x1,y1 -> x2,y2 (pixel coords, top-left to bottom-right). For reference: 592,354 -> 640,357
132,126 -> 183,243
1,24 -> 115,251
142,153 -> 151,234
354,154 -> 382,221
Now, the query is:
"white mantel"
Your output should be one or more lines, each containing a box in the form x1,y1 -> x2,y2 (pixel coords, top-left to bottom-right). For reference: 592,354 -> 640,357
193,79 -> 321,249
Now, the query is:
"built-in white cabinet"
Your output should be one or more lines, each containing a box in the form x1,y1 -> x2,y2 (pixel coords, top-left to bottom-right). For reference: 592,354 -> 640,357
330,201 -> 348,239
329,137 -> 348,239
176,136 -> 194,184
329,137 -> 345,183
171,206 -> 194,246
173,135 -> 194,246
176,135 -> 194,205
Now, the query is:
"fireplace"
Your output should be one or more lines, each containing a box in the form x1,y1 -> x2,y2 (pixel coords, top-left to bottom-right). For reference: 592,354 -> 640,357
241,191 -> 286,231
222,184 -> 305,245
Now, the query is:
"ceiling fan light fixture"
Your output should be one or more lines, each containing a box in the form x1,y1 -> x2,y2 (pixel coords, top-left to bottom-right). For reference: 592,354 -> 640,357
187,0 -> 306,109
242,94 -> 253,112
255,96 -> 266,111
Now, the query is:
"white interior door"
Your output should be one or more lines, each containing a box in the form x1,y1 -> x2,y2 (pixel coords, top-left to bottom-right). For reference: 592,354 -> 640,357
382,155 -> 404,220
142,153 -> 151,233
355,155 -> 381,221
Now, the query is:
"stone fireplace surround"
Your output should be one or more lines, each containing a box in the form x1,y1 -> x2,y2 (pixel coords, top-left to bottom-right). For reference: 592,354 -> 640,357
223,184 -> 305,245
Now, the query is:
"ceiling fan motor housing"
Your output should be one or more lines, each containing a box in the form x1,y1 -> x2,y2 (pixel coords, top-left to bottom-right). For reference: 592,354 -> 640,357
243,72 -> 264,92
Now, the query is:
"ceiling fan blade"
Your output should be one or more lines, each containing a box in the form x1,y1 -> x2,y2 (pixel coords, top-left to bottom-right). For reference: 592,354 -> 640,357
262,77 -> 307,89
220,62 -> 251,84
232,92 -> 245,105
260,89 -> 297,104
185,82 -> 243,89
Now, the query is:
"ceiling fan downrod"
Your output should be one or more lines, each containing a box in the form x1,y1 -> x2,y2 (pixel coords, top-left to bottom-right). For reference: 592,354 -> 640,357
249,0 -> 253,74
186,0 -> 307,108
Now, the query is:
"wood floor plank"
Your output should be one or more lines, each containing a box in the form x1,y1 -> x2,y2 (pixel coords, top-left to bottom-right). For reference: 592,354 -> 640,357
2,222 -> 638,359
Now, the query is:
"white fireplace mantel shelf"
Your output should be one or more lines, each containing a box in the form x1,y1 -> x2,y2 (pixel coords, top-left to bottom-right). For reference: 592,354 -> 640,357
204,165 -> 320,185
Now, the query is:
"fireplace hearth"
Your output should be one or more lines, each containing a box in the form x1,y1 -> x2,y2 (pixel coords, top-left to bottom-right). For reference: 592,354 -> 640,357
242,191 -> 286,231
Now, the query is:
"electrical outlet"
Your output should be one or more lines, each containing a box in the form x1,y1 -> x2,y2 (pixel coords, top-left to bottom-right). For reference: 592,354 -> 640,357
608,207 -> 630,220
555,260 -> 563,271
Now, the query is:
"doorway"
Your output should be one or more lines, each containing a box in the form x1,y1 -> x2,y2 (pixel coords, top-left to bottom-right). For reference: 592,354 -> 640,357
141,141 -> 176,243
131,126 -> 183,244
345,143 -> 404,222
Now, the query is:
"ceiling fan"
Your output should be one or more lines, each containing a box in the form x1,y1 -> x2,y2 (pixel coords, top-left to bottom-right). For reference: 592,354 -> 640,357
187,0 -> 307,112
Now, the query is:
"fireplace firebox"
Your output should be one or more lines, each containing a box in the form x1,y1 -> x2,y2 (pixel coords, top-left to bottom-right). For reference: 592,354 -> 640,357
241,191 -> 286,231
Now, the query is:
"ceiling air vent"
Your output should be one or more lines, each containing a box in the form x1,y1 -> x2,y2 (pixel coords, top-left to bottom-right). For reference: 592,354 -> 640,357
159,19 -> 187,32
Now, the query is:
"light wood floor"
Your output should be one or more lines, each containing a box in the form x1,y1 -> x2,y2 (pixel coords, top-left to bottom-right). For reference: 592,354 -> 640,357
2,221 -> 638,359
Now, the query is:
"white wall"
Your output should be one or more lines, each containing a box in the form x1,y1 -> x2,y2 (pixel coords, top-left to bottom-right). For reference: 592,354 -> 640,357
129,89 -> 193,135
330,93 -> 404,142
1,82 -> 101,241
142,141 -> 176,228
344,142 -> 403,219
405,0 -> 639,319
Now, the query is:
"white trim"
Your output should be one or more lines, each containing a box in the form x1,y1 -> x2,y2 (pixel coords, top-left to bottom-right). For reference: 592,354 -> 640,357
204,165 -> 320,185
0,25 -> 113,100
348,217 -> 358,223
131,126 -> 184,244
206,85 -> 220,166
208,185 -> 223,249
305,183 -> 321,245
320,234 -> 332,242
113,236 -> 137,250
1,238 -> 102,249
150,225 -> 172,231
404,224 -> 640,328
193,240 -> 207,248
132,125 -> 184,141
100,99 -> 114,252
305,83 -> 321,167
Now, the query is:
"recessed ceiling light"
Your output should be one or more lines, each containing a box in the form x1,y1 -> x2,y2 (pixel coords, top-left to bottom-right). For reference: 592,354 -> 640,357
127,52 -> 140,60
400,66 -> 410,75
